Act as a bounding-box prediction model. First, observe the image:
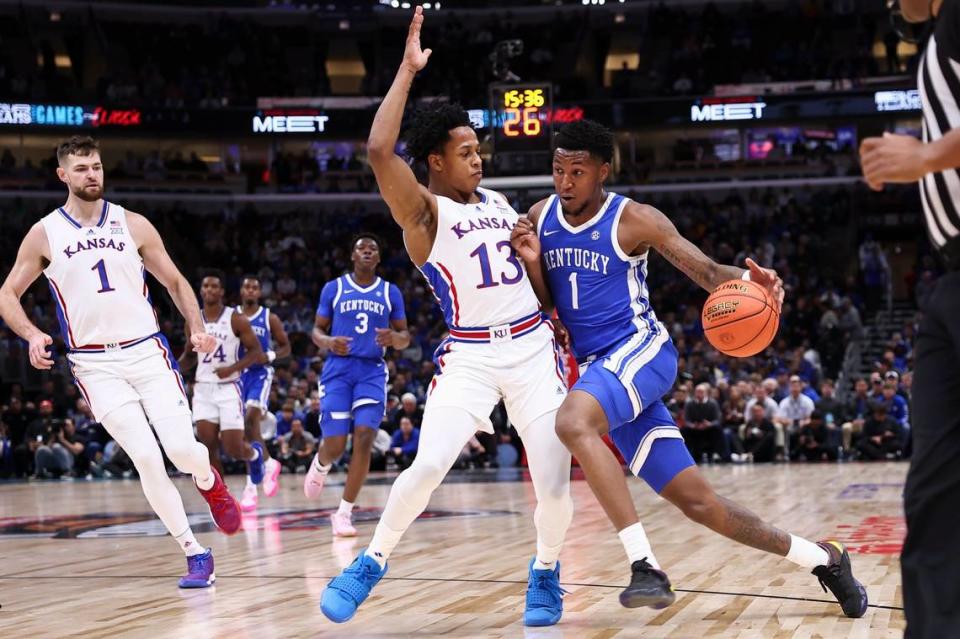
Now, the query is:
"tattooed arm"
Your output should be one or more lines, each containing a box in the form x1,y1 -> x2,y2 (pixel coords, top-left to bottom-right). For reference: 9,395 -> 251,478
618,201 -> 784,308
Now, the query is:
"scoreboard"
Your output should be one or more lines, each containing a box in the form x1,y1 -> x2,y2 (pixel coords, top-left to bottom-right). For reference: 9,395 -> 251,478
488,83 -> 553,154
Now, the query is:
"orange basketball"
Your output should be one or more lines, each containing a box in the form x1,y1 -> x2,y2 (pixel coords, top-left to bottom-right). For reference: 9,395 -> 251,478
701,279 -> 779,357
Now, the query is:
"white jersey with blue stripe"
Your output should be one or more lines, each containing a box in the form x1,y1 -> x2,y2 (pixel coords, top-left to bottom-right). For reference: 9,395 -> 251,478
418,187 -> 540,330
538,192 -> 666,360
237,305 -> 271,373
41,201 -> 160,350
196,307 -> 241,383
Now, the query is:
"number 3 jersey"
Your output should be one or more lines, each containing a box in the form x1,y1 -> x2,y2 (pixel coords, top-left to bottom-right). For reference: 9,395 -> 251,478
196,307 -> 241,383
418,187 -> 540,330
41,201 -> 160,350
316,274 -> 405,361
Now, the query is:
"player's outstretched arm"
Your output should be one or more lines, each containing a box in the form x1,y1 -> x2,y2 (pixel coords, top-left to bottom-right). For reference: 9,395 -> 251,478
216,313 -> 264,379
127,211 -> 215,353
267,312 -> 292,361
0,223 -> 54,369
367,7 -> 437,255
627,202 -> 784,309
512,199 -> 555,312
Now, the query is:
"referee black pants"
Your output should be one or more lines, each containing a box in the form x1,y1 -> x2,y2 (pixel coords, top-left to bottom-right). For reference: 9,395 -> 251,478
903,271 -> 960,638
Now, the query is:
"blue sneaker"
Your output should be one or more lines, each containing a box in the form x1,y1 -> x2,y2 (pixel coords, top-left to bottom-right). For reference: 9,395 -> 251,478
178,549 -> 215,588
320,550 -> 388,623
248,442 -> 265,485
523,557 -> 566,627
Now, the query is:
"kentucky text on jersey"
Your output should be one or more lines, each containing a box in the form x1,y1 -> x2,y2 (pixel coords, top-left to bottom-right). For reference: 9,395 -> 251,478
543,247 -> 611,275
63,237 -> 126,259
451,216 -> 514,239
339,298 -> 386,315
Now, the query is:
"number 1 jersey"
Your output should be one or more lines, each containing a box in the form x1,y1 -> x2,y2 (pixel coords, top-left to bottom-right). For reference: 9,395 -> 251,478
316,275 -> 405,361
41,202 -> 160,350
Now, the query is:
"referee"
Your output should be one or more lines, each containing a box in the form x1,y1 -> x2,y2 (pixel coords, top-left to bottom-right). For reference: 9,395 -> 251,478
860,1 -> 959,636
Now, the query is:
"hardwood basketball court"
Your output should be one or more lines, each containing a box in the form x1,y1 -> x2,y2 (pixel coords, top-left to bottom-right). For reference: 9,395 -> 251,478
0,463 -> 905,638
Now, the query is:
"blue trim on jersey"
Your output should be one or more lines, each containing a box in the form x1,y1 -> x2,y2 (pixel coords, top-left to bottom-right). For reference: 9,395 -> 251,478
48,282 -> 73,349
612,325 -> 660,377
419,262 -> 455,326
57,200 -> 108,229
96,201 -> 109,227
57,208 -> 82,229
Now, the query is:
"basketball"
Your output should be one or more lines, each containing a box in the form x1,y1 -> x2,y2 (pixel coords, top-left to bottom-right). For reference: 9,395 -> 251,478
701,279 -> 779,358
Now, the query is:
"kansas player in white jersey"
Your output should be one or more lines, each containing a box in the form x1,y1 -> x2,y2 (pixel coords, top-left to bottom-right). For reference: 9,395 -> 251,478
320,8 -> 573,627
236,274 -> 290,511
305,234 -> 409,538
0,136 -> 242,589
512,120 -> 868,618
179,270 -> 266,489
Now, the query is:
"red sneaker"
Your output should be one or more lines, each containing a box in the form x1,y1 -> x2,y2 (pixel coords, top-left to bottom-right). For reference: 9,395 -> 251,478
197,468 -> 241,535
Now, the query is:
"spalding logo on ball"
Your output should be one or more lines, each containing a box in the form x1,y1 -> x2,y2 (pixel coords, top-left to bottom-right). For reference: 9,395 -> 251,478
701,279 -> 780,357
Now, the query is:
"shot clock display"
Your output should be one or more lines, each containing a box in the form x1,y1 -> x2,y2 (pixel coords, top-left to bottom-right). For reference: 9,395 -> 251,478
489,83 -> 553,153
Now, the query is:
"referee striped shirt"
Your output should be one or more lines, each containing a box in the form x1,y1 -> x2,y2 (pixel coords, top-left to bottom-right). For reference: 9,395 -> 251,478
918,2 -> 960,249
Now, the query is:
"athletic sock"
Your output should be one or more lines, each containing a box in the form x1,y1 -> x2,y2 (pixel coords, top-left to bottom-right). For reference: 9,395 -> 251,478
618,521 -> 660,569
195,471 -> 214,491
337,499 -> 354,516
245,476 -> 255,490
533,558 -> 557,571
786,534 -> 831,568
314,456 -> 332,475
174,527 -> 206,557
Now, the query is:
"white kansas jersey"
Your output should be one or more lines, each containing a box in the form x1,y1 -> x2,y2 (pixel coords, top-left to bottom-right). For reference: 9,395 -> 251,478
42,201 -> 159,351
196,307 -> 242,383
418,187 -> 539,329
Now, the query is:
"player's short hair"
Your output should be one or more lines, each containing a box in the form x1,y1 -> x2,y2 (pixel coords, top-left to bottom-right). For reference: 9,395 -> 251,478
56,135 -> 99,165
351,232 -> 383,252
241,273 -> 261,285
553,119 -> 614,163
201,268 -> 226,288
403,102 -> 473,164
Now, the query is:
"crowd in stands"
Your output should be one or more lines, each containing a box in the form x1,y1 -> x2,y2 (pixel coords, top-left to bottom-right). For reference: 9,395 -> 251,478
0,2 -> 905,109
0,181 -> 936,479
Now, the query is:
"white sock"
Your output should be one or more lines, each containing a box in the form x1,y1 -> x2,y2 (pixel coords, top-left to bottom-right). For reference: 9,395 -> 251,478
786,534 -> 830,568
245,475 -> 255,490
195,470 -> 214,491
338,499 -> 354,516
618,521 -> 660,569
533,557 -> 557,571
174,527 -> 206,557
365,524 -> 403,568
313,455 -> 331,474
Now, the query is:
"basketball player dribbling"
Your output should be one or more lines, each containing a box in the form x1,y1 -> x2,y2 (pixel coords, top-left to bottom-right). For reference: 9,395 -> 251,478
304,234 -> 409,538
236,274 -> 289,511
511,119 -> 868,617
178,270 -> 267,491
319,7 -> 574,627
0,136 -> 241,588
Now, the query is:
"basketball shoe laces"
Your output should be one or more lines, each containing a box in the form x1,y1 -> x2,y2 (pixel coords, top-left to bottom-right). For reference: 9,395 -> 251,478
187,551 -> 212,576
332,557 -> 383,602
813,560 -> 856,600
528,570 -> 567,608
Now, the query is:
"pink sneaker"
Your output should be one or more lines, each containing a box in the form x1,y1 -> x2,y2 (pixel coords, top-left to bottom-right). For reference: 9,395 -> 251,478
262,458 -> 281,498
304,454 -> 328,499
240,483 -> 258,512
330,511 -> 357,537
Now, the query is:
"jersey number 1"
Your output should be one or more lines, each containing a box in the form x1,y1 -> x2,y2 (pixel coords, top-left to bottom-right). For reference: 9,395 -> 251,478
92,259 -> 115,293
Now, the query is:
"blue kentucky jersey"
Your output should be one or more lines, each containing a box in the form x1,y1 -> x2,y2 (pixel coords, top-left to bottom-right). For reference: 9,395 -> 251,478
237,305 -> 272,372
539,192 -> 663,360
316,274 -> 405,360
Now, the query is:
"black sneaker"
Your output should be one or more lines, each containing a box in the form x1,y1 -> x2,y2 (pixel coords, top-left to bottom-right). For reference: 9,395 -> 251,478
811,541 -> 869,618
619,558 -> 676,609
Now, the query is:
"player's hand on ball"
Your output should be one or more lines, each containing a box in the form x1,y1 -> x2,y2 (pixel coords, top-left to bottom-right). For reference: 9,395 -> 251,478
745,258 -> 784,312
328,335 -> 352,356
27,332 -> 54,370
511,218 -> 540,263
375,328 -> 399,348
191,332 -> 217,354
403,6 -> 432,72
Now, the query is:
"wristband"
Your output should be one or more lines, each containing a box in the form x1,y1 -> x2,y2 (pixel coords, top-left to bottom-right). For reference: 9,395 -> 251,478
266,350 -> 276,363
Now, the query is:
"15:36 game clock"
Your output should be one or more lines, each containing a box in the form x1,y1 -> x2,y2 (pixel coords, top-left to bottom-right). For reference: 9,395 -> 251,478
488,83 -> 553,153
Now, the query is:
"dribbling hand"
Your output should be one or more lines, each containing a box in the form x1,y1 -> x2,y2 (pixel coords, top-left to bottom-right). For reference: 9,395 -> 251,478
27,332 -> 54,370
403,6 -> 432,72
375,328 -> 399,348
328,335 -> 352,356
745,257 -> 785,312
511,218 -> 540,263
191,332 -> 217,354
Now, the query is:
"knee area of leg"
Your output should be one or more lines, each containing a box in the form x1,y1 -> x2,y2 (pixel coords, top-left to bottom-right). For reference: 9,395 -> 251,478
554,414 -> 591,443
164,440 -> 206,469
680,497 -> 718,524
408,458 -> 447,487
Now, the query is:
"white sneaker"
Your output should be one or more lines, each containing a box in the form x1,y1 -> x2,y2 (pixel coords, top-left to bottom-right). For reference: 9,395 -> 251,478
304,454 -> 328,499
240,484 -> 258,512
262,458 -> 282,497
330,511 -> 357,537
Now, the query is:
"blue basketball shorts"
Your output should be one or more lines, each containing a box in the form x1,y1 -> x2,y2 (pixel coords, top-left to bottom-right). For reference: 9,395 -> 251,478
318,357 -> 387,438
574,331 -> 695,493
240,366 -> 274,410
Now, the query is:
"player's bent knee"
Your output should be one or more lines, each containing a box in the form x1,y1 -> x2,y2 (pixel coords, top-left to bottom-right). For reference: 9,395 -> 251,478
408,457 -> 448,489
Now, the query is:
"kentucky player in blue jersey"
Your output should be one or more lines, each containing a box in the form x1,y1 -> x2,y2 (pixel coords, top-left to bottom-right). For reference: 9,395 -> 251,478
236,274 -> 291,511
512,119 -> 868,619
305,233 -> 410,537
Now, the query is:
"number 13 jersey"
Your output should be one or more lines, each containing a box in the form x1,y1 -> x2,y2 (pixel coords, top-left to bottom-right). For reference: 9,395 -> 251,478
418,187 -> 540,330
41,202 -> 160,350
